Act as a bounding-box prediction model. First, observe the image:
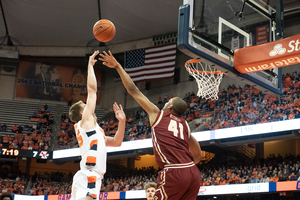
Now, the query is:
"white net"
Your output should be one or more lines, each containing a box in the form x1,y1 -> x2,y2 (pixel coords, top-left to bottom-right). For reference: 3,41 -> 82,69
185,59 -> 224,100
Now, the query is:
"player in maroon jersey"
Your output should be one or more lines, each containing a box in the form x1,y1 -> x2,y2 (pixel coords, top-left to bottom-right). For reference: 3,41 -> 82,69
99,51 -> 202,200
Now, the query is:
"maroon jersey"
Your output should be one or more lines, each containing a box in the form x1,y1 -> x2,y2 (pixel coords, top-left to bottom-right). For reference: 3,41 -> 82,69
151,110 -> 194,168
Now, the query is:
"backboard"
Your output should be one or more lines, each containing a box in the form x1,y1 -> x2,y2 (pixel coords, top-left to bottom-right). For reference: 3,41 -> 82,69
178,0 -> 283,96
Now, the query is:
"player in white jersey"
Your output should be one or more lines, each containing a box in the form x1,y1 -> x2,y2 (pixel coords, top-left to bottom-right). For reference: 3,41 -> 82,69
69,50 -> 126,200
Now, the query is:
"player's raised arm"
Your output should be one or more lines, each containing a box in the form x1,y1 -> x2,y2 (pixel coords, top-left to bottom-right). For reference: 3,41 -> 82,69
99,51 -> 160,125
106,102 -> 126,147
81,50 -> 99,129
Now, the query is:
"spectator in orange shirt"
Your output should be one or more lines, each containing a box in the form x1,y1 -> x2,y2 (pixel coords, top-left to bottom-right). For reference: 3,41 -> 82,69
21,144 -> 28,150
272,174 -> 279,182
12,125 -> 18,133
261,117 -> 268,123
288,112 -> 295,120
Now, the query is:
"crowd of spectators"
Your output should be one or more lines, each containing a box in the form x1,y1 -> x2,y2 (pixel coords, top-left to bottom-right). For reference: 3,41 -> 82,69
25,153 -> 300,194
58,114 -> 76,149
183,71 -> 300,130
2,153 -> 300,194
121,109 -> 151,142
200,153 -> 300,186
0,167 -> 27,195
57,108 -> 152,149
0,104 -> 53,151
27,165 -> 157,195
29,171 -> 72,195
101,165 -> 157,192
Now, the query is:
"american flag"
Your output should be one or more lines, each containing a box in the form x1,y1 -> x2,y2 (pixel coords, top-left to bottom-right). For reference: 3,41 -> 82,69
125,43 -> 176,82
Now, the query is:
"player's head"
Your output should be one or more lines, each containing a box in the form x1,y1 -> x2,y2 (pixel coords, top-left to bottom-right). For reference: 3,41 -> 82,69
0,193 -> 13,200
145,182 -> 157,200
163,97 -> 187,115
69,100 -> 86,123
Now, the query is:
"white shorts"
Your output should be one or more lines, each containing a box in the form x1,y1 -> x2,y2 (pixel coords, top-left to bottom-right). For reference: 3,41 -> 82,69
70,169 -> 102,200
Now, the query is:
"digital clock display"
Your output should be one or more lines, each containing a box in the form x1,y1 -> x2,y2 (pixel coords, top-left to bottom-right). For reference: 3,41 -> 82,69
1,148 -> 19,156
0,148 -> 52,159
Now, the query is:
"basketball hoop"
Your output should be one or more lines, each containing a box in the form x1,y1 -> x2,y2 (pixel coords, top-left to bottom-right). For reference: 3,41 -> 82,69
185,59 -> 226,100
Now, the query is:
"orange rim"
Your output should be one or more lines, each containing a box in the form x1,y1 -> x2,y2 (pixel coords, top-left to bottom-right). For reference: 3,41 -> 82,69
185,59 -> 227,75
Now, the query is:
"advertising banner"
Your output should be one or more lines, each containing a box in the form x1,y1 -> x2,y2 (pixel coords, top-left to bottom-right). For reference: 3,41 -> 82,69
234,33 -> 300,73
15,60 -> 102,104
198,183 -> 269,195
14,195 -> 44,200
276,181 -> 300,192
47,192 -> 121,200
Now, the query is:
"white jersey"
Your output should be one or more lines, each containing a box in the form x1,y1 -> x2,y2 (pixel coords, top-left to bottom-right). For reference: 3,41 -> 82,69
74,120 -> 107,177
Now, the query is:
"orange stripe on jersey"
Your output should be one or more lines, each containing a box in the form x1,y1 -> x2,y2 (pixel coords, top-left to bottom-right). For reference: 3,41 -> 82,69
87,176 -> 96,188
74,124 -> 79,136
86,156 -> 96,166
86,192 -> 97,199
90,139 -> 98,151
76,135 -> 83,148
87,176 -> 97,183
99,128 -> 106,139
90,140 -> 98,148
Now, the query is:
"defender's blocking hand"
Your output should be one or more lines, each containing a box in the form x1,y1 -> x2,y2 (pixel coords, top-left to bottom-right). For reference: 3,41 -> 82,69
99,51 -> 120,69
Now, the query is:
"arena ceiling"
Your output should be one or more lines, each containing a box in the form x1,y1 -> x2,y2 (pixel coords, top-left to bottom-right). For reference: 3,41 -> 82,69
0,0 -> 182,47
0,0 -> 299,51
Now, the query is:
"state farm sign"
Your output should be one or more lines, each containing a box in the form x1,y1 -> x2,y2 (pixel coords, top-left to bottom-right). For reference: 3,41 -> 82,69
234,34 -> 300,73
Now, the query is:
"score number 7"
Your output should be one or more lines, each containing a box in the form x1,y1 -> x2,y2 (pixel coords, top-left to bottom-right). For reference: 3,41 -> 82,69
168,119 -> 184,140
33,151 -> 38,157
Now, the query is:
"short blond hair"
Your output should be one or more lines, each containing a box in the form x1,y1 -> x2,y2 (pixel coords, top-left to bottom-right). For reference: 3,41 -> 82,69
144,182 -> 157,191
69,100 -> 84,123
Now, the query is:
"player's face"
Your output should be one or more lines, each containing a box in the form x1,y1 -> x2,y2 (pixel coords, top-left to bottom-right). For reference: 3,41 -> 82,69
146,187 -> 156,200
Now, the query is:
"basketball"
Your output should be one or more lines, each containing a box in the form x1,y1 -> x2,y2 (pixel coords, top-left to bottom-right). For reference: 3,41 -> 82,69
93,19 -> 116,42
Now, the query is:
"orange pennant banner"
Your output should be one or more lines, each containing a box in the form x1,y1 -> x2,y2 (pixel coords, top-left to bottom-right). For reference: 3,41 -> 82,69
234,33 -> 300,73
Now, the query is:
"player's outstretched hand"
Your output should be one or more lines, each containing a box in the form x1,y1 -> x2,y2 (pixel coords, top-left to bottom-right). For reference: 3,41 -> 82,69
89,50 -> 99,66
99,51 -> 120,69
113,102 -> 125,121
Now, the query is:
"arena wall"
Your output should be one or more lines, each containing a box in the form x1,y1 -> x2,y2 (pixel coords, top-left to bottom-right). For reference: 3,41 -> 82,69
0,73 -> 16,99
134,154 -> 159,170
264,138 -> 299,158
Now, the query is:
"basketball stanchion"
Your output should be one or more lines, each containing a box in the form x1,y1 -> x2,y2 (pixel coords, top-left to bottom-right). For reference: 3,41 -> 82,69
185,59 -> 226,100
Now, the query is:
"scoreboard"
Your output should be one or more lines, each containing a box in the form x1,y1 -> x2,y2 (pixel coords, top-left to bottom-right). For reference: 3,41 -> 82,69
0,148 -> 52,159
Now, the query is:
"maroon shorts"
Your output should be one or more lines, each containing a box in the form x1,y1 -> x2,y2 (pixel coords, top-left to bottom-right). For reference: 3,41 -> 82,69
154,163 -> 201,200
